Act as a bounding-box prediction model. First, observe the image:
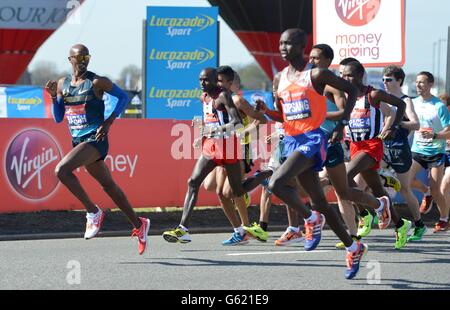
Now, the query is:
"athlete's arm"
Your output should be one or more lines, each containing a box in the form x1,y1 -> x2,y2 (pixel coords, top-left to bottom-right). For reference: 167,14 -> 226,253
371,90 -> 406,139
313,68 -> 357,122
314,68 -> 357,143
233,95 -> 267,123
433,104 -> 450,140
207,90 -> 242,136
45,78 -> 65,123
260,72 -> 284,122
324,85 -> 346,121
401,97 -> 420,131
378,102 -> 395,140
93,77 -> 128,141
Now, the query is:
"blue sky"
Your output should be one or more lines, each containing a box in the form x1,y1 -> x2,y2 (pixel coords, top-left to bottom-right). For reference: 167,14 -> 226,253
29,0 -> 449,82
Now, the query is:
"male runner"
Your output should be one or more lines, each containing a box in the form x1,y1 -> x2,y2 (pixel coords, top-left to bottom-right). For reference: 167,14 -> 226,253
162,68 -> 272,243
381,65 -> 426,241
410,72 -> 450,232
259,29 -> 367,279
44,44 -> 150,255
341,61 -> 411,250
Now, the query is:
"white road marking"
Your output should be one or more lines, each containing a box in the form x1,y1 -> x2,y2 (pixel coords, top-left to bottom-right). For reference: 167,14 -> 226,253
227,250 -> 332,256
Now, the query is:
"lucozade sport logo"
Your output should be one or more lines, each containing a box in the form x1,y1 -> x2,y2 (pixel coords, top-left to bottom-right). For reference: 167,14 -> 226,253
5,129 -> 62,200
335,0 -> 381,26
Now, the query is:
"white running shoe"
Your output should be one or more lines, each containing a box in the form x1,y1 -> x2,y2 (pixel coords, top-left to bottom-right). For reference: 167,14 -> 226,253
84,206 -> 104,239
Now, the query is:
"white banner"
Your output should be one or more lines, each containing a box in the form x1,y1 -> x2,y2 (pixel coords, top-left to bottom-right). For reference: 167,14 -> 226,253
0,88 -> 7,118
0,0 -> 82,29
314,0 -> 405,67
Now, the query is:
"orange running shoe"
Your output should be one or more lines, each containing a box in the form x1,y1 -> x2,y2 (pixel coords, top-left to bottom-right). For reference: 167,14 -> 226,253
376,196 -> 392,229
131,217 -> 151,255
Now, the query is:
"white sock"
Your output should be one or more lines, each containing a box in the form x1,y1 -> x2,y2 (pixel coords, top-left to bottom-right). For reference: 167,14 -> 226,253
376,198 -> 385,213
288,226 -> 300,233
179,224 -> 189,232
439,217 -> 449,222
425,188 -> 431,196
346,240 -> 358,253
235,226 -> 245,235
305,211 -> 318,223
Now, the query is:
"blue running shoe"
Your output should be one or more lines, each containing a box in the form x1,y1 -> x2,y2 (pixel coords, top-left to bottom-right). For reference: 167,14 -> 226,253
345,242 -> 368,280
304,211 -> 325,251
222,232 -> 249,246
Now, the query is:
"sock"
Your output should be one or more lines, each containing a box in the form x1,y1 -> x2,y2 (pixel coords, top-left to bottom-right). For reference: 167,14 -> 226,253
424,188 -> 430,196
439,217 -> 449,222
395,219 -> 405,229
360,209 -> 369,217
415,219 -> 424,228
346,240 -> 358,253
234,226 -> 245,235
288,226 -> 300,233
259,221 -> 268,231
179,224 -> 189,232
350,235 -> 361,240
305,211 -> 318,223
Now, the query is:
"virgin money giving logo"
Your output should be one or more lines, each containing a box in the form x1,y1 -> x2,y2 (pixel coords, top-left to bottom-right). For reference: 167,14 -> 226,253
335,0 -> 381,26
5,129 -> 62,200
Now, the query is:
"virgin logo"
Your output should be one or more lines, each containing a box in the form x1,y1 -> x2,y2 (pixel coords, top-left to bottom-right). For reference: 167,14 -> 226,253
5,129 -> 62,200
335,0 -> 381,26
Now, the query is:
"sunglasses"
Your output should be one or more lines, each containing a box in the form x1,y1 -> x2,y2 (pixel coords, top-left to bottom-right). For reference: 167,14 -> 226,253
68,54 -> 91,62
382,77 -> 395,83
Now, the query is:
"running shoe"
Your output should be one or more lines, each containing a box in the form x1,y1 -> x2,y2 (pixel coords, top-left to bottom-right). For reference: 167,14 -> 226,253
408,225 -> 427,242
304,211 -> 325,251
131,217 -> 151,255
336,235 -> 361,249
357,212 -> 373,237
345,242 -> 368,280
244,223 -> 268,242
222,232 -> 249,246
433,221 -> 449,233
275,228 -> 304,246
84,206 -> 104,240
376,196 -> 392,229
163,226 -> 191,243
394,219 -> 412,250
419,195 -> 434,214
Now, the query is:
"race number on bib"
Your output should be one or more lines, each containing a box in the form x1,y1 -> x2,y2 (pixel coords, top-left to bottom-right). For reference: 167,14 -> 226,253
66,105 -> 88,130
283,99 -> 312,121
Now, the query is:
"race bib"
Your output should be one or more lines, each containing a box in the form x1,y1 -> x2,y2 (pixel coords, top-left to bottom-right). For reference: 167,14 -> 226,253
349,109 -> 370,133
66,104 -> 88,130
416,127 -> 434,147
282,98 -> 312,121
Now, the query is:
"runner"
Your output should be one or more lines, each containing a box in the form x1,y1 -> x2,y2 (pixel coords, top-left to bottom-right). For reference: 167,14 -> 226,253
162,67 -> 272,243
410,73 -> 450,232
258,29 -> 367,279
203,66 -> 266,245
381,65 -> 426,241
341,60 -> 412,250
44,44 -> 150,255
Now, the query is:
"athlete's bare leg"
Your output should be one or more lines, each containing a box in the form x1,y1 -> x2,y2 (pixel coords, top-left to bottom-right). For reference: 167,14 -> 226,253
215,167 -> 242,228
85,160 -> 141,228
55,142 -> 103,213
223,161 -> 272,198
180,155 -> 217,227
396,171 -> 421,222
269,151 -> 353,246
203,168 -> 217,191
430,166 -> 448,219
